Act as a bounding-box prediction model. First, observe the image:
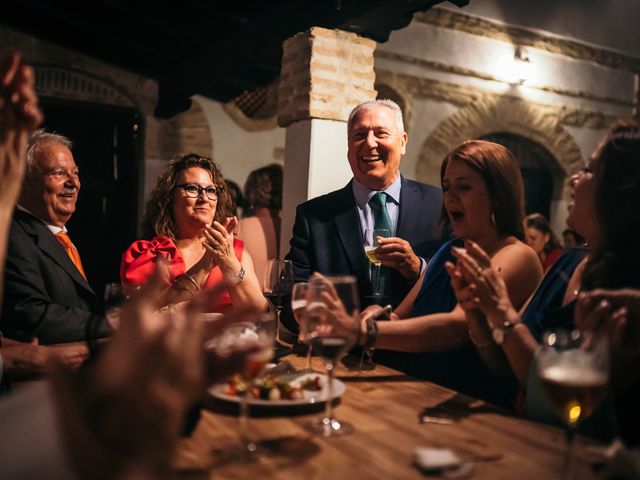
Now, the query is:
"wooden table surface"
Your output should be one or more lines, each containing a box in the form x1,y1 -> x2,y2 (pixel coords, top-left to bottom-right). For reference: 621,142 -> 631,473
171,354 -> 601,479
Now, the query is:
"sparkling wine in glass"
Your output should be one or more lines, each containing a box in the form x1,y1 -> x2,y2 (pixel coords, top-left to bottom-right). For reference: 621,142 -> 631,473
537,329 -> 609,480
262,259 -> 294,347
291,282 -> 313,371
364,228 -> 391,299
213,321 -> 274,455
305,274 -> 359,437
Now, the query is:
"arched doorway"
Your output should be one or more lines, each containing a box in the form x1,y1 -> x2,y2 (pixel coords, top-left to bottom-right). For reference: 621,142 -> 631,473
480,132 -> 558,219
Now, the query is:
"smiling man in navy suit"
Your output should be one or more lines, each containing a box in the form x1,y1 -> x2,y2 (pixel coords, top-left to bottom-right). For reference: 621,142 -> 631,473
286,100 -> 445,310
1,130 -> 109,344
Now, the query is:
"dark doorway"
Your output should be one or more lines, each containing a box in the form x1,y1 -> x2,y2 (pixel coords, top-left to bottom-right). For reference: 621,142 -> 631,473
40,100 -> 142,301
480,132 -> 557,219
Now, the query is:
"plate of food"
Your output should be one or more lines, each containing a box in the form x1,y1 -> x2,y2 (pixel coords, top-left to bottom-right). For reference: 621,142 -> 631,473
208,372 -> 346,407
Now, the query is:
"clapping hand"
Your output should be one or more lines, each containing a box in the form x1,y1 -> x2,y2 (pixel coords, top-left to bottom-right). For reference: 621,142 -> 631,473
448,241 -> 512,318
0,50 -> 43,211
203,216 -> 240,276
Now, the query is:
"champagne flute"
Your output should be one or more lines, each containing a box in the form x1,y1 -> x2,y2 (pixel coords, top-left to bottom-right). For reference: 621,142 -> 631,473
212,321 -> 274,456
362,228 -> 390,369
537,329 -> 609,480
305,275 -> 360,437
364,228 -> 391,300
262,259 -> 294,347
291,282 -> 313,371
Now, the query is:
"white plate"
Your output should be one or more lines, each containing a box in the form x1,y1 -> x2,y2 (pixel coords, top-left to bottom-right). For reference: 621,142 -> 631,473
208,373 -> 346,407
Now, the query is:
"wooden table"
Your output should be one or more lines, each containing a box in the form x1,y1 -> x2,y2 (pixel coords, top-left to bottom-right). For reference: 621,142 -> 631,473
172,355 -> 600,479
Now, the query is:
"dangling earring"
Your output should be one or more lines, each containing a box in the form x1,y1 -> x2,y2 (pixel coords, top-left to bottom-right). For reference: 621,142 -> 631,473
491,213 -> 497,226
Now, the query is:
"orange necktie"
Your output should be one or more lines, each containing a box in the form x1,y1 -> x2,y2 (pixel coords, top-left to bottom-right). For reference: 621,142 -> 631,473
55,231 -> 87,280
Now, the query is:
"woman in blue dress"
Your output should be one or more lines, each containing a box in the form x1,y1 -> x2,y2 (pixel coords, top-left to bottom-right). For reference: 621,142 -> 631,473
450,122 -> 640,443
360,140 -> 543,408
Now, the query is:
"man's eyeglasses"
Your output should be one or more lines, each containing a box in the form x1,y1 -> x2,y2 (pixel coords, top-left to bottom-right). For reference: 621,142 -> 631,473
174,183 -> 220,200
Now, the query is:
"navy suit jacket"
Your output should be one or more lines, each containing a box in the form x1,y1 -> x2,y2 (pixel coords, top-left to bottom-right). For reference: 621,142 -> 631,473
285,176 -> 445,309
1,210 -> 110,344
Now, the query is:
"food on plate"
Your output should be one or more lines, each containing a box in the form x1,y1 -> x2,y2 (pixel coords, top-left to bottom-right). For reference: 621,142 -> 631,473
224,373 -> 322,401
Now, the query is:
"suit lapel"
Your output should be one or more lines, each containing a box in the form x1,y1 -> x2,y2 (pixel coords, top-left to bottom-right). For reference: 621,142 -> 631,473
397,176 -> 420,244
15,210 -> 96,296
333,184 -> 371,292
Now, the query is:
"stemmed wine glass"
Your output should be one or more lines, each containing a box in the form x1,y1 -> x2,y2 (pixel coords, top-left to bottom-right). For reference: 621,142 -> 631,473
262,259 -> 294,347
104,282 -> 127,329
291,282 -> 313,371
364,228 -> 391,301
211,320 -> 274,456
537,329 -> 609,480
305,274 -> 360,437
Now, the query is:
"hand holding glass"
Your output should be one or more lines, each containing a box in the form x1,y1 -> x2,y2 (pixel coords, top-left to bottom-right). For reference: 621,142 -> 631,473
305,274 -> 359,437
364,228 -> 391,297
291,282 -> 313,371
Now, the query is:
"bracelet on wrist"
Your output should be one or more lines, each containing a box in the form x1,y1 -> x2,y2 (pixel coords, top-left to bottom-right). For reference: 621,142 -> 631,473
363,317 -> 379,353
232,265 -> 245,284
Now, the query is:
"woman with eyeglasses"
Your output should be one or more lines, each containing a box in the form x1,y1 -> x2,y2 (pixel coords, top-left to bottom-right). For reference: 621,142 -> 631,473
120,154 -> 266,313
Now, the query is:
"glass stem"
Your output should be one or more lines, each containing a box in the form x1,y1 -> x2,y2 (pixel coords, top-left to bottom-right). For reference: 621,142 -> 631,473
322,361 -> 335,433
274,305 -> 282,344
306,344 -> 313,372
373,265 -> 381,295
563,426 -> 575,480
239,387 -> 256,453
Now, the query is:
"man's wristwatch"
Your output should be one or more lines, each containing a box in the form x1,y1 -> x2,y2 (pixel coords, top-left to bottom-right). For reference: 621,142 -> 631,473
491,319 -> 518,346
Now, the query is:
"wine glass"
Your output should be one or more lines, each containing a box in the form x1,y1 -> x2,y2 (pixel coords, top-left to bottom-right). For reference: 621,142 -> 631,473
291,282 -> 313,371
262,259 -> 294,347
364,228 -> 391,300
537,329 -> 609,480
305,275 -> 360,437
212,320 -> 274,456
103,282 -> 126,329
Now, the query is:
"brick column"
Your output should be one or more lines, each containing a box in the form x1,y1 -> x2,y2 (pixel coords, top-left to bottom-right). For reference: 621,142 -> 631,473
277,27 -> 377,256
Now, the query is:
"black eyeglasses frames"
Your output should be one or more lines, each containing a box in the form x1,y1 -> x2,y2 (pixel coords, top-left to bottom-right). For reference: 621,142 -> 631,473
174,183 -> 221,200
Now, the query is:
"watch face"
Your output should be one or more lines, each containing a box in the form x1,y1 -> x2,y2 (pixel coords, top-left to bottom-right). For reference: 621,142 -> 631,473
492,328 -> 505,345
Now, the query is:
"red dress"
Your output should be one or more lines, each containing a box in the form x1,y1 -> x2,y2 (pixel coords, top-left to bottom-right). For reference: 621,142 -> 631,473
541,248 -> 564,273
120,235 -> 244,312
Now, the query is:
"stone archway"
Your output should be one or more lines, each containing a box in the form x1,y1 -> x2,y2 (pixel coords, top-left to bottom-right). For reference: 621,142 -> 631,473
416,96 -> 584,200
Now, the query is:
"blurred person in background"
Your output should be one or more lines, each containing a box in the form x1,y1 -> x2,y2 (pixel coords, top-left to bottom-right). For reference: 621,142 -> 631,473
562,227 -> 585,249
236,163 -> 283,283
524,213 -> 563,272
224,179 -> 246,219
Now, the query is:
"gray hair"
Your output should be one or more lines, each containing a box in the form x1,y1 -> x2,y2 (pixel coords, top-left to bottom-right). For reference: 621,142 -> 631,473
347,99 -> 405,133
26,129 -> 73,175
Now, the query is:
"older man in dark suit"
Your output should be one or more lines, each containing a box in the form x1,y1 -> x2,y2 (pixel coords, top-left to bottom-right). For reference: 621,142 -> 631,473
286,100 -> 445,311
1,130 -> 109,344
